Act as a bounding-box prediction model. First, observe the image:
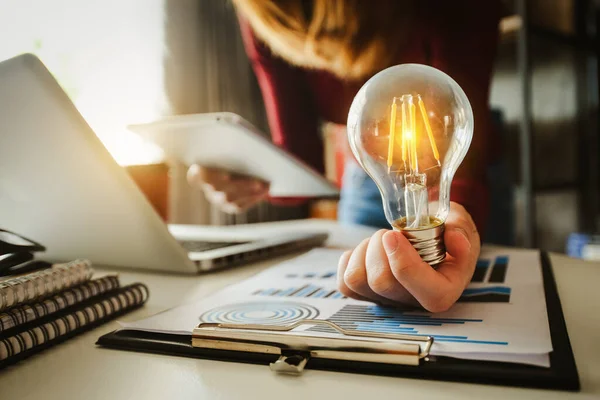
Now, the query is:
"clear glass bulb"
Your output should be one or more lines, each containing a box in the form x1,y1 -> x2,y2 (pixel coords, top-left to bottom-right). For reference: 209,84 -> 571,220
347,64 -> 473,265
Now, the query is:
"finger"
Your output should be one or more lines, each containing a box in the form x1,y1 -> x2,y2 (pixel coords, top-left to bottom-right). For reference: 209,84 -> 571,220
205,187 -> 226,205
344,238 -> 393,303
206,184 -> 268,213
364,230 -> 417,305
231,176 -> 269,190
224,192 -> 269,214
187,165 -> 230,187
187,164 -> 203,186
342,238 -> 370,299
383,230 -> 459,313
199,166 -> 231,183
209,181 -> 268,206
229,180 -> 269,196
337,250 -> 369,301
435,202 -> 480,287
221,202 -> 242,214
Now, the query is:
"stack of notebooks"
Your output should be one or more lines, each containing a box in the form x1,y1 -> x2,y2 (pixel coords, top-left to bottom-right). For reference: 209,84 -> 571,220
0,259 -> 149,368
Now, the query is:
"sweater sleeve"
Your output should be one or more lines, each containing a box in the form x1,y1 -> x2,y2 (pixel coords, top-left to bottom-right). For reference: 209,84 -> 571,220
237,17 -> 326,206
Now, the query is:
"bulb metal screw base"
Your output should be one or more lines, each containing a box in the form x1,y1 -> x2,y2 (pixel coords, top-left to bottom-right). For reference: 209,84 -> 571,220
399,223 -> 446,266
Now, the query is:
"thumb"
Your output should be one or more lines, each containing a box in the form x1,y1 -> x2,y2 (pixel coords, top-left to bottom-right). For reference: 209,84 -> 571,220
382,230 -> 424,272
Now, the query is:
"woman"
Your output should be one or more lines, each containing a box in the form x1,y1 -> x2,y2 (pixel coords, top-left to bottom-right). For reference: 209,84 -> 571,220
188,0 -> 502,311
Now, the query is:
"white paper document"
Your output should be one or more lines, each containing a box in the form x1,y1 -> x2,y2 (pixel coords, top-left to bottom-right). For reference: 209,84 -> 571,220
122,247 -> 553,367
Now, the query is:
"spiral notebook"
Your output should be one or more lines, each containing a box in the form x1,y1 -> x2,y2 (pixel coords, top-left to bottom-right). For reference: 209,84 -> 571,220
0,259 -> 93,312
0,275 -> 120,334
0,283 -> 149,368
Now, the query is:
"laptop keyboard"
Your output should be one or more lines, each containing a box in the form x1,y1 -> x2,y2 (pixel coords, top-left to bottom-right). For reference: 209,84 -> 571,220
179,240 -> 248,253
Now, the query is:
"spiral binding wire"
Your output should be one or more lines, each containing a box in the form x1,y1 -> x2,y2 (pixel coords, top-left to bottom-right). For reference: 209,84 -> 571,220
0,275 -> 120,333
0,259 -> 93,312
0,283 -> 149,363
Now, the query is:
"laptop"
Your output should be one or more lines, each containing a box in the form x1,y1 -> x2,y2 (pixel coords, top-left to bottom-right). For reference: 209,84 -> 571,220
0,54 -> 328,274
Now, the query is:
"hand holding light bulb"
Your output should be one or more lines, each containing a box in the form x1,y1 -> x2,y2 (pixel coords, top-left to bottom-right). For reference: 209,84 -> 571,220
337,202 -> 480,312
340,64 -> 480,310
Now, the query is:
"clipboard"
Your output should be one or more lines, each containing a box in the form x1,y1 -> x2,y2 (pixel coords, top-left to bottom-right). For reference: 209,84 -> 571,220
96,252 -> 580,391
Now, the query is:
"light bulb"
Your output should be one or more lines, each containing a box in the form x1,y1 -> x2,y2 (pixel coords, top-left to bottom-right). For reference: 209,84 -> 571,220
347,64 -> 474,265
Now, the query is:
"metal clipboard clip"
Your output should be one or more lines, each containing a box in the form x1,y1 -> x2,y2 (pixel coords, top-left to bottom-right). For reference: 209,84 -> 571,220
192,319 -> 434,375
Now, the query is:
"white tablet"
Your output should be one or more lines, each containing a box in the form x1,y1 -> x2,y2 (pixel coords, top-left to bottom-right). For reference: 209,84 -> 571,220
129,113 -> 339,197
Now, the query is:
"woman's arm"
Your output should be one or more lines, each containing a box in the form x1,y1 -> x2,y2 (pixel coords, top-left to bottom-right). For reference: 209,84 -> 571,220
238,17 -> 324,175
237,17 -> 326,206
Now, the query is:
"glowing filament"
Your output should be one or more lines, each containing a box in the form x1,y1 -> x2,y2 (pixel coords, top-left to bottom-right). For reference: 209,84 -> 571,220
385,94 -> 441,174
409,100 -> 418,173
418,96 -> 440,164
387,100 -> 398,168
401,100 -> 408,164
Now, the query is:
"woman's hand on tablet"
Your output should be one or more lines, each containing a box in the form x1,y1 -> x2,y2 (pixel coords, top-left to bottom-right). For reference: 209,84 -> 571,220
187,165 -> 269,214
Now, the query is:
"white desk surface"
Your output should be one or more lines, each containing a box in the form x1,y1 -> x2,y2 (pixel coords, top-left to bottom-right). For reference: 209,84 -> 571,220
1,220 -> 599,400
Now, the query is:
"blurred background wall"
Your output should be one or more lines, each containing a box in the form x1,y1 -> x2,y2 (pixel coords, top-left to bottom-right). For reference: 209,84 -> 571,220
489,0 -> 598,251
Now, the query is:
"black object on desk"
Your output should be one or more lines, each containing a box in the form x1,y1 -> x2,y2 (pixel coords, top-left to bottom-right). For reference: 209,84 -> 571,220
97,252 -> 580,391
0,228 -> 49,276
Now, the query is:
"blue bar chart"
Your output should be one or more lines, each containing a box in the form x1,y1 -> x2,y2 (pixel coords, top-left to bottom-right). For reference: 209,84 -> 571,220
463,255 -> 512,302
263,256 -> 512,303
471,255 -> 509,284
308,304 -> 509,345
285,272 -> 337,279
489,256 -> 508,283
459,286 -> 511,303
471,259 -> 491,282
285,256 -> 508,283
253,284 -> 347,300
